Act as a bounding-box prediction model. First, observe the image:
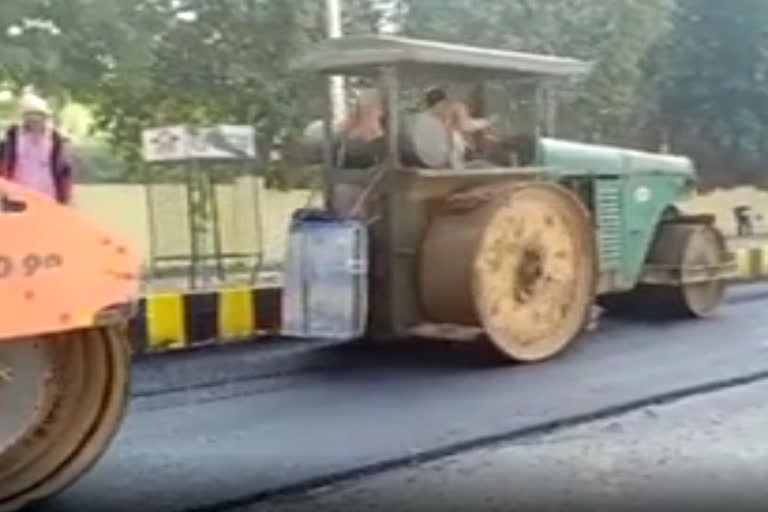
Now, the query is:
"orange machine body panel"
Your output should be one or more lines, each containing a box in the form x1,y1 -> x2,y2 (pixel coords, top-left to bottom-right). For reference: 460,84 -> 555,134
0,178 -> 141,342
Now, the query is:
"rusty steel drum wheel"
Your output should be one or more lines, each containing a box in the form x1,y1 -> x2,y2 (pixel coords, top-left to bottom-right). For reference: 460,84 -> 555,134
420,182 -> 596,362
0,326 -> 129,512
599,223 -> 727,318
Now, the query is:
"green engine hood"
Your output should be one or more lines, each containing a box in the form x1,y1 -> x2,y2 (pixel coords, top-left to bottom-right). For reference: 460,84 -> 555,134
534,137 -> 696,179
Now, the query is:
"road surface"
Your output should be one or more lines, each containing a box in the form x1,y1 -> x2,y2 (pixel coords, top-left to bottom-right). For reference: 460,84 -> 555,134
36,283 -> 768,512
253,379 -> 768,512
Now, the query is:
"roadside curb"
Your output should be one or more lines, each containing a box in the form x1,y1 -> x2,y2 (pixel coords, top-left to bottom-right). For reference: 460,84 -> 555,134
129,244 -> 768,355
730,246 -> 768,281
128,285 -> 282,355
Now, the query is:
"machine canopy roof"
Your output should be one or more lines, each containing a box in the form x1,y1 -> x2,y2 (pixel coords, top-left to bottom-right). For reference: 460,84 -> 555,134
291,35 -> 594,80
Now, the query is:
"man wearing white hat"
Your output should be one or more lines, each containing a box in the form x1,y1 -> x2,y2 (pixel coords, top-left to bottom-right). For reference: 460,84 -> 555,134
0,94 -> 74,204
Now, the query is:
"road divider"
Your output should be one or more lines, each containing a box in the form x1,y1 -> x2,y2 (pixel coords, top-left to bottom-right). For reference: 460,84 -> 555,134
731,246 -> 768,281
127,243 -> 768,355
128,285 -> 282,355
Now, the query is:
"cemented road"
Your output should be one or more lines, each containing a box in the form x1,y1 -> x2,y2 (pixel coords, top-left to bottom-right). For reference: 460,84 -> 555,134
36,283 -> 768,512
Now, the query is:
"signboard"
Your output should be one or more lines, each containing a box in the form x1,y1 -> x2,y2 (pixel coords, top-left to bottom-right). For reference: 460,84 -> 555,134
141,125 -> 186,162
141,124 -> 259,163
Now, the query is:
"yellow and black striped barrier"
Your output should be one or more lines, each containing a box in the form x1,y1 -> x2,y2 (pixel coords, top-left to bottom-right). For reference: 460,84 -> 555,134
128,286 -> 282,355
126,244 -> 768,356
731,246 -> 768,281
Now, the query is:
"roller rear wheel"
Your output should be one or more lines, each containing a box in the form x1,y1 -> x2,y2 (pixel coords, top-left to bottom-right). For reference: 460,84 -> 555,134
0,326 -> 129,512
420,182 -> 596,362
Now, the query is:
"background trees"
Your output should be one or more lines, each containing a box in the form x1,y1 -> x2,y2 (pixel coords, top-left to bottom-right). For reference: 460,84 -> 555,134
0,0 -> 764,189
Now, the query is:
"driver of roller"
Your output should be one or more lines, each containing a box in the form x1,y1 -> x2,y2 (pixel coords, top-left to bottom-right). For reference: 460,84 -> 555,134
425,87 -> 492,135
423,86 -> 495,165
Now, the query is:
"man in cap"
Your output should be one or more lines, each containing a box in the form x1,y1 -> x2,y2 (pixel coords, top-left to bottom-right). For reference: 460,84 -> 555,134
0,94 -> 74,204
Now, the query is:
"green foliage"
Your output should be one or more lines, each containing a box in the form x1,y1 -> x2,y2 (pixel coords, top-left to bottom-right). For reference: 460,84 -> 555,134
402,0 -> 675,146
0,0 -> 325,178
2,0 -> 768,188
71,142 -> 130,183
649,0 -> 768,186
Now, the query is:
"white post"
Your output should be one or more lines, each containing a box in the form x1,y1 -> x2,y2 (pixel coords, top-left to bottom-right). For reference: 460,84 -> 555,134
326,0 -> 347,124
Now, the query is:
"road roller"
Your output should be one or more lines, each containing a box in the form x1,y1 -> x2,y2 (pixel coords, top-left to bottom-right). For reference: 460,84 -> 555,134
0,178 -> 140,511
281,35 -> 738,362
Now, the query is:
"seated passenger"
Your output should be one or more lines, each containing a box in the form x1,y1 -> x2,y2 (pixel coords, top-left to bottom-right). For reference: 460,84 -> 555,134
297,88 -> 385,167
340,89 -> 384,143
331,89 -> 385,217
333,88 -> 387,169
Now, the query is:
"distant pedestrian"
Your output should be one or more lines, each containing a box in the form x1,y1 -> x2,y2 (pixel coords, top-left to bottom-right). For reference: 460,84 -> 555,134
734,206 -> 753,237
0,94 -> 74,204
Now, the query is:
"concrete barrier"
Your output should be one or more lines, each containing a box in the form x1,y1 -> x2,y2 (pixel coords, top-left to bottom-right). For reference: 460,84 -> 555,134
128,285 -> 282,355
731,245 -> 768,281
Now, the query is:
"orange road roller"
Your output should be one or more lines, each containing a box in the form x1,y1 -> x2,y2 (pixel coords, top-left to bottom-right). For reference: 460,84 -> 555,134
0,178 -> 141,512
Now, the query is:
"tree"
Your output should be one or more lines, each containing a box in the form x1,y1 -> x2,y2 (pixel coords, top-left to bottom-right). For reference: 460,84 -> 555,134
650,0 -> 768,187
401,0 -> 675,146
0,0 -> 387,183
0,0 -> 698,187
0,1 -> 163,100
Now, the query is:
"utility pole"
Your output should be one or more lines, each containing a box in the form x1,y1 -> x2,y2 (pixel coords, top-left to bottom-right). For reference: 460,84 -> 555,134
326,0 -> 347,124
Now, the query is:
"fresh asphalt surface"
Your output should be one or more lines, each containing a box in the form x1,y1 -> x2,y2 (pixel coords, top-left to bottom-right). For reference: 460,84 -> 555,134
250,379 -> 768,512
36,282 -> 768,512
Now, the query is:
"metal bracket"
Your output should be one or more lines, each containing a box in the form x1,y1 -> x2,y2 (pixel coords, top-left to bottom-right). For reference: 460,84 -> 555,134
0,194 -> 26,213
638,256 -> 740,285
0,364 -> 12,384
